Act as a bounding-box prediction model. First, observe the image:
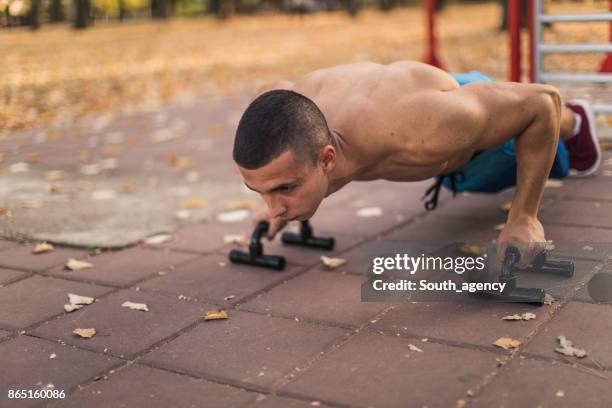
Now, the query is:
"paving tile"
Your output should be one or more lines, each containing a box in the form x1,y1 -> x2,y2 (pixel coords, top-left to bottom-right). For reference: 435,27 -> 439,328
331,179 -> 440,212
0,239 -> 20,251
543,225 -> 612,262
0,244 -> 88,272
240,269 -> 392,327
371,301 -> 547,349
252,395 -> 328,408
470,357 -> 612,408
55,364 -> 258,408
139,254 -> 304,306
382,216 -> 498,245
153,220 -> 254,254
0,329 -> 11,341
308,201 -> 423,239
541,200 -> 612,229
572,264 -> 612,303
562,177 -> 612,201
522,302 -> 612,367
0,336 -> 120,408
32,289 -> 208,358
510,259 -> 599,301
47,247 -> 197,287
427,190 -> 516,222
283,331 -> 498,408
141,311 -> 349,388
253,230 -> 363,268
0,276 -> 113,330
0,268 -> 29,286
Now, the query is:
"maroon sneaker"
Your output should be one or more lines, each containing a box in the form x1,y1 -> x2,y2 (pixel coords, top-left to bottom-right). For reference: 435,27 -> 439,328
565,99 -> 601,177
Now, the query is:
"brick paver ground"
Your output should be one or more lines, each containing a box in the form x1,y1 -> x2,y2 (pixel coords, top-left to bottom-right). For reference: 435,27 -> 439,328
1,95 -> 611,408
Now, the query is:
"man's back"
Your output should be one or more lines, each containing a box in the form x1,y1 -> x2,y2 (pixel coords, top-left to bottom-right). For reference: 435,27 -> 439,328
278,61 -> 472,182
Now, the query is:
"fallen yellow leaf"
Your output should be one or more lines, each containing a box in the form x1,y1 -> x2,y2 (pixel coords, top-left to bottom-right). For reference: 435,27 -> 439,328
73,328 -> 96,338
500,202 -> 512,211
181,198 -> 207,209
225,200 -> 260,210
457,245 -> 485,256
33,242 -> 54,254
121,301 -> 149,312
101,144 -> 124,156
144,234 -> 172,245
502,312 -> 536,321
65,259 -> 94,271
204,310 -> 229,321
320,256 -> 347,269
493,337 -> 521,350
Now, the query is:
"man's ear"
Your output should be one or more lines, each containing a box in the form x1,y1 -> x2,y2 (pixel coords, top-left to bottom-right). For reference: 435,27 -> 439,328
320,145 -> 336,174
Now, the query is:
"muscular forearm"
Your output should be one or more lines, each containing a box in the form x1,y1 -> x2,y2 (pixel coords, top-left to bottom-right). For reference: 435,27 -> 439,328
509,90 -> 562,221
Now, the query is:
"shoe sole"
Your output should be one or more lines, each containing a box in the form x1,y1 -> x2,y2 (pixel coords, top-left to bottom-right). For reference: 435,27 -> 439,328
567,99 -> 601,178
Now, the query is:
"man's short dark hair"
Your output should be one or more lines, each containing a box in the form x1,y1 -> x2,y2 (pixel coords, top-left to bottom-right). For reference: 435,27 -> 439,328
233,89 -> 334,169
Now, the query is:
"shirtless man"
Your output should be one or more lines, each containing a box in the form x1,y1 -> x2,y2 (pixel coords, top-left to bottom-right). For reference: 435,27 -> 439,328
232,61 -> 601,267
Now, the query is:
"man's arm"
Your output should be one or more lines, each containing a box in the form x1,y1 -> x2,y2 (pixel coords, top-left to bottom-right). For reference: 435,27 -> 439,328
401,82 -> 562,266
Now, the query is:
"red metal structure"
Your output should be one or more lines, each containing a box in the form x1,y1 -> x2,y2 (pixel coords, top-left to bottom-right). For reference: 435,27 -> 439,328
600,0 -> 612,72
422,0 -> 445,69
509,0 -> 522,82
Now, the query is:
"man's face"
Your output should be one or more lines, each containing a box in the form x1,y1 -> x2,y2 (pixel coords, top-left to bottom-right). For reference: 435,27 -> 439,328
238,149 -> 331,222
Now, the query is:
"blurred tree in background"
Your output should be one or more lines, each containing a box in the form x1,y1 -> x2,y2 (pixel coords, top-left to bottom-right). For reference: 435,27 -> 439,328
0,0 -> 587,30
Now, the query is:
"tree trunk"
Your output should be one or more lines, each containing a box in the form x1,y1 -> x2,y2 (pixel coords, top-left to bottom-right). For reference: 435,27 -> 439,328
48,0 -> 66,22
74,0 -> 91,29
151,0 -> 172,18
118,0 -> 126,21
30,0 -> 41,30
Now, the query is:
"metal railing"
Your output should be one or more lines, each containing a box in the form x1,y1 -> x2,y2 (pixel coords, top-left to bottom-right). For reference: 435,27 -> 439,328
532,0 -> 612,114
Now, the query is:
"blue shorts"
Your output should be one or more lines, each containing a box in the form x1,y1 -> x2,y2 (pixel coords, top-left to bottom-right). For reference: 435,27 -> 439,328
440,71 -> 569,193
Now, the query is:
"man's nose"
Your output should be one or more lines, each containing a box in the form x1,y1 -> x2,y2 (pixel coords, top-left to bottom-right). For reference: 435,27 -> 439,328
263,195 -> 287,217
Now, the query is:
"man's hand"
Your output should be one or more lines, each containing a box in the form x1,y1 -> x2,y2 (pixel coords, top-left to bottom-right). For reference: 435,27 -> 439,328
251,212 -> 288,241
496,215 -> 546,268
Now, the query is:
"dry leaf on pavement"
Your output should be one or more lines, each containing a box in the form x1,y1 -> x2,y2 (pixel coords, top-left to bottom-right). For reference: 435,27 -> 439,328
45,170 -> 65,181
204,310 -> 229,321
407,344 -> 423,352
144,234 -> 172,245
65,259 -> 94,271
175,209 -> 191,220
545,180 -> 564,188
91,190 -> 117,201
225,200 -> 260,210
185,171 -> 200,182
217,209 -> 250,223
33,242 -> 54,254
356,207 -> 383,218
79,164 -> 100,176
544,293 -> 555,305
555,335 -> 587,358
493,337 -> 521,350
502,312 -> 536,321
181,198 -> 207,209
320,256 -> 347,269
121,301 -> 149,312
500,201 -> 512,211
458,245 -> 486,256
64,293 -> 95,312
9,162 -> 29,173
224,234 -> 248,246
73,328 -> 96,338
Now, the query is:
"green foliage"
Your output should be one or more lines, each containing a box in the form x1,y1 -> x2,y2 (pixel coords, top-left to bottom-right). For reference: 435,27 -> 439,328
92,0 -> 148,15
